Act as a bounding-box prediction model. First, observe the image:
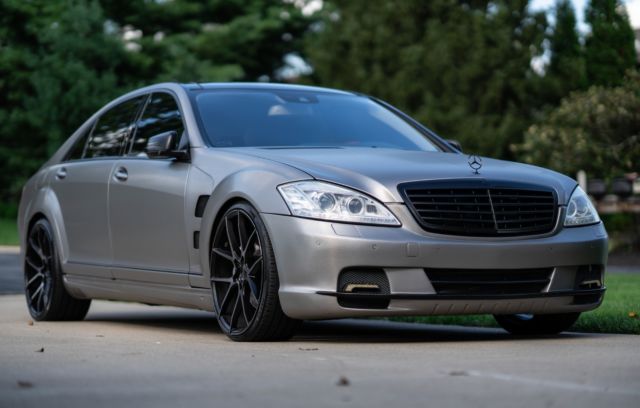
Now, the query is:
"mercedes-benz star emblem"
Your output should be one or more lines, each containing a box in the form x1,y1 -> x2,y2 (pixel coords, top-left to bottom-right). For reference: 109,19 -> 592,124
468,155 -> 482,174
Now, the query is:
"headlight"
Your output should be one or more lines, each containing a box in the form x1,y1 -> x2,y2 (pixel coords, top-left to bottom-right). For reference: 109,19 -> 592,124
564,186 -> 600,227
278,181 -> 400,226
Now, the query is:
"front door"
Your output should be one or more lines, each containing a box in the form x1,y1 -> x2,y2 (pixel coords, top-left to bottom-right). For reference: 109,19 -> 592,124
108,92 -> 191,282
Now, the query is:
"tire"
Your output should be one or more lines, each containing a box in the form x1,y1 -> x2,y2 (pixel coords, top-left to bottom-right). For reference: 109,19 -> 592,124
24,218 -> 91,321
493,312 -> 581,335
209,202 -> 299,341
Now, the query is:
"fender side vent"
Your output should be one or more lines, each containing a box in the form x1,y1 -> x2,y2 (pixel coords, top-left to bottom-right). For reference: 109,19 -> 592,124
195,195 -> 210,218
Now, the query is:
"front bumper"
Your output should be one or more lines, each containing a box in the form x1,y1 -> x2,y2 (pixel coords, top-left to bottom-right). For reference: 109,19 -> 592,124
262,204 -> 608,320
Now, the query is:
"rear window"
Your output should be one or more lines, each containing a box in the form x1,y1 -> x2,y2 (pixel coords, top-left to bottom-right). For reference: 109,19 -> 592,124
193,90 -> 439,151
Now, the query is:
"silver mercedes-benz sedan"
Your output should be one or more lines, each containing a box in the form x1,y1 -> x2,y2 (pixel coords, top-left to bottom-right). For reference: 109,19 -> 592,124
18,82 -> 607,341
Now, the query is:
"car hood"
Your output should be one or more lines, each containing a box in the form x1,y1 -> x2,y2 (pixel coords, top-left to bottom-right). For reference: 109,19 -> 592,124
238,148 -> 577,204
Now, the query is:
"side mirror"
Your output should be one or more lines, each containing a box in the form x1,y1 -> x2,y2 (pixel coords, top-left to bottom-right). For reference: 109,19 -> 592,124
145,131 -> 189,160
447,139 -> 462,152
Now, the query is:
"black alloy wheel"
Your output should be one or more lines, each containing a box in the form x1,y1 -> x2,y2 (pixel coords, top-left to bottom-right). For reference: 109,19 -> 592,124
25,220 -> 54,317
24,218 -> 91,321
493,312 -> 581,335
210,202 -> 298,341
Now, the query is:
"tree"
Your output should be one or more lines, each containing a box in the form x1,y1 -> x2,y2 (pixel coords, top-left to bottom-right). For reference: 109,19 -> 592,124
305,0 -> 547,158
517,70 -> 640,178
543,0 -> 586,105
585,0 -> 636,87
98,0 -> 315,82
0,0 -> 132,216
0,0 -> 316,215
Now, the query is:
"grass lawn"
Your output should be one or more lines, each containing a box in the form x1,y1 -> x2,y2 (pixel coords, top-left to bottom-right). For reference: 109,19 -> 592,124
0,218 -> 19,246
389,273 -> 640,335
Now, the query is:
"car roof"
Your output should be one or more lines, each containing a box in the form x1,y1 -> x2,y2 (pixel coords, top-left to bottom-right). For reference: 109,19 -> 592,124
180,82 -> 356,96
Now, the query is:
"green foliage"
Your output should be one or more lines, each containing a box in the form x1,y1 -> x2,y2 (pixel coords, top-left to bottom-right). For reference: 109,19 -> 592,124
98,0 -> 313,82
0,218 -> 18,246
517,70 -> 640,177
585,0 -> 637,87
305,0 -> 548,158
0,0 -> 313,214
0,0 -> 130,213
542,0 -> 587,105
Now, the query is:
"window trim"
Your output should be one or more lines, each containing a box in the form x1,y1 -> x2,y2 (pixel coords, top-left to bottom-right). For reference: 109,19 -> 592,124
81,95 -> 147,160
62,120 -> 97,162
124,90 -> 187,158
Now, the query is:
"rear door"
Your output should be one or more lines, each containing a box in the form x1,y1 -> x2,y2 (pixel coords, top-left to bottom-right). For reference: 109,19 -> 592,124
108,92 -> 191,284
50,96 -> 146,277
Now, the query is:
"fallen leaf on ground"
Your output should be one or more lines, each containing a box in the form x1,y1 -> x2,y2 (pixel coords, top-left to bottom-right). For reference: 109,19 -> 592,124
27,320 -> 33,326
628,311 -> 638,319
336,376 -> 350,386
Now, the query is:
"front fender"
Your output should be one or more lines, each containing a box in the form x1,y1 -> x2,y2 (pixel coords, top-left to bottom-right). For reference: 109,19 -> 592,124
195,167 -> 308,287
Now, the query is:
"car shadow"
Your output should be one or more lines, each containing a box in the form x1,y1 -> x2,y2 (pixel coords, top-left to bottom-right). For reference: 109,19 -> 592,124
84,306 -> 595,344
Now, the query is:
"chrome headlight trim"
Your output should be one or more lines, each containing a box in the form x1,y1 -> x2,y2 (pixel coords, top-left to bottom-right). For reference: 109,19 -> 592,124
564,186 -> 601,227
278,181 -> 401,226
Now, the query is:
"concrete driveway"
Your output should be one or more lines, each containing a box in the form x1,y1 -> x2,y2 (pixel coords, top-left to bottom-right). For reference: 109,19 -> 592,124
0,295 -> 639,408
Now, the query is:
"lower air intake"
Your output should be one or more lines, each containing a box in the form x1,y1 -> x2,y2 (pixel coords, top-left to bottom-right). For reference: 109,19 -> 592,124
425,267 -> 553,296
337,268 -> 390,309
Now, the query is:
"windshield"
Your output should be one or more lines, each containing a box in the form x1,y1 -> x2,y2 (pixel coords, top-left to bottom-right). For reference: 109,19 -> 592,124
193,89 -> 440,151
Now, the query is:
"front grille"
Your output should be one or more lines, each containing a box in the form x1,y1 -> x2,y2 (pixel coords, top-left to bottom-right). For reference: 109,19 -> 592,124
425,268 -> 553,296
399,181 -> 557,236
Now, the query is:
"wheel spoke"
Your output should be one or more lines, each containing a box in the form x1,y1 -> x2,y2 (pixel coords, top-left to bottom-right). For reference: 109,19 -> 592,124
247,256 -> 263,278
237,212 -> 246,255
219,282 -> 237,314
28,237 -> 45,262
30,283 -> 44,301
225,215 -> 239,257
211,248 -> 234,263
247,277 -> 259,308
242,229 -> 256,258
26,272 -> 43,287
37,228 -> 50,259
211,276 -> 233,283
229,294 -> 241,331
36,285 -> 45,309
240,288 -> 250,326
25,256 -> 42,272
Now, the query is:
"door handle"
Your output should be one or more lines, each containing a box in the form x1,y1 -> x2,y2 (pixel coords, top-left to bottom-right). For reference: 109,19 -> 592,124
55,167 -> 67,180
114,167 -> 128,182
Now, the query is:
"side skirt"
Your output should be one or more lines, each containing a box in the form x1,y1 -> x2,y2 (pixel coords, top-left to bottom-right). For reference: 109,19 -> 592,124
63,274 -> 214,312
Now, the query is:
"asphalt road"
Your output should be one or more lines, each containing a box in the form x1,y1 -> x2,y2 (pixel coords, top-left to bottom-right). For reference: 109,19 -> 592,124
1,248 -> 639,407
0,249 -> 23,294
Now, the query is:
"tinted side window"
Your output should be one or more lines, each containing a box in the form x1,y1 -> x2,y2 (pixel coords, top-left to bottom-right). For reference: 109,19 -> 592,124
64,122 -> 94,161
84,96 -> 145,158
129,93 -> 184,156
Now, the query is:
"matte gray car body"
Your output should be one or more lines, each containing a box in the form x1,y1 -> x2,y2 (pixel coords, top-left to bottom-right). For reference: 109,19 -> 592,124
18,82 -> 607,330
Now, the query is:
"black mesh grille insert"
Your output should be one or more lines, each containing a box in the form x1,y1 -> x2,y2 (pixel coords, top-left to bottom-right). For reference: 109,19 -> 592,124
425,268 -> 553,296
337,268 -> 390,309
400,181 -> 557,236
